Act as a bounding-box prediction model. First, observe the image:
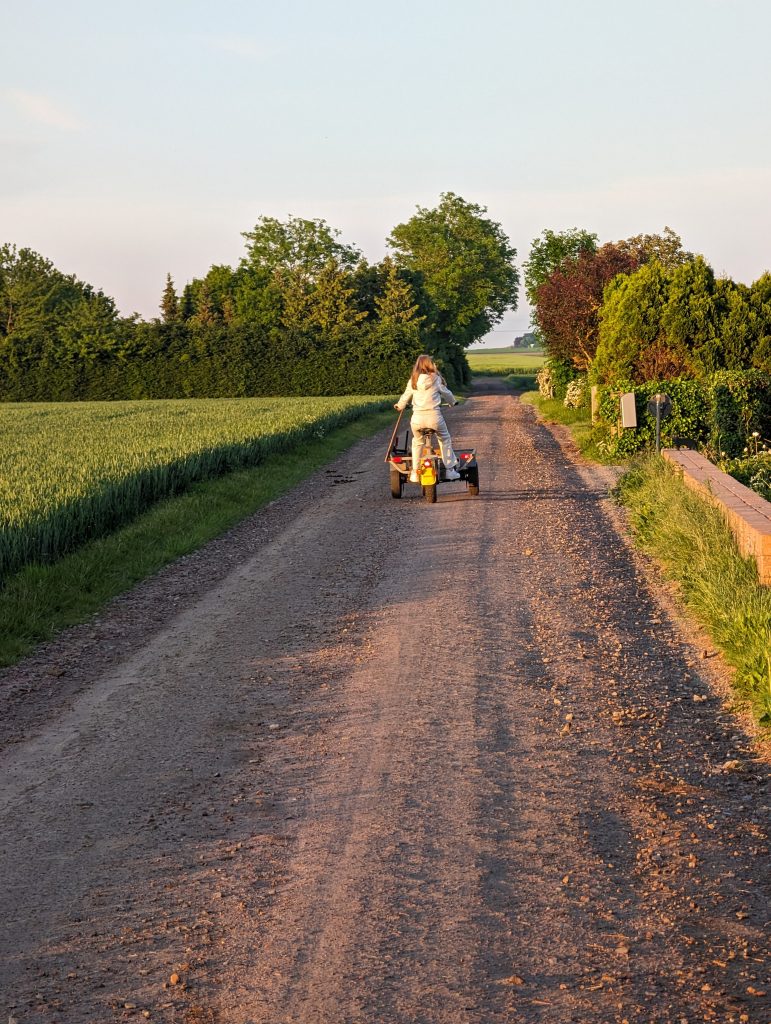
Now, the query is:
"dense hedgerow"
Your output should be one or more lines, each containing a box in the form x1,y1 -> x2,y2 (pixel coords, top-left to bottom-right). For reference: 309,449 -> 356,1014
1,197 -> 525,402
597,370 -> 771,459
0,322 -> 423,402
708,369 -> 771,457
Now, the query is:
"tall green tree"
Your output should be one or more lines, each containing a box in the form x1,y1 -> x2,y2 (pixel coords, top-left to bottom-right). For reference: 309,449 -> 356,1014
749,274 -> 771,372
308,261 -> 368,335
0,244 -> 82,339
281,260 -> 368,336
594,259 -> 683,384
660,257 -> 723,375
241,216 -> 360,279
616,226 -> 693,270
178,283 -> 195,320
374,257 -> 424,327
594,256 -> 771,385
387,192 -> 519,350
189,281 -> 217,328
56,290 -> 123,362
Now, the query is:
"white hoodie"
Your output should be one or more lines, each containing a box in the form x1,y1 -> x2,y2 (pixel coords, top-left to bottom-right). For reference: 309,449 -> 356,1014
396,372 -> 456,413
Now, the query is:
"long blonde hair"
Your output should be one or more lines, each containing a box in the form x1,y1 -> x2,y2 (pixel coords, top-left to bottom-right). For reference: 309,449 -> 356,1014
411,354 -> 440,389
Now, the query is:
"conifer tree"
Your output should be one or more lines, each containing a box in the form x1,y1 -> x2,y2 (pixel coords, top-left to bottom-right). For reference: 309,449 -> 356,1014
160,273 -> 179,324
179,283 -> 195,320
375,258 -> 423,327
308,261 -> 368,334
190,282 -> 217,327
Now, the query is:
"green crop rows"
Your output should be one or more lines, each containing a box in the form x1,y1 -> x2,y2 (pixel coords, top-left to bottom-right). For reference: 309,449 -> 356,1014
466,350 -> 546,374
0,396 -> 388,581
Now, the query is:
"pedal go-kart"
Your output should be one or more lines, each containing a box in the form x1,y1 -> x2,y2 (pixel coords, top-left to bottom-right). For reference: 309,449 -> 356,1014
385,409 -> 479,503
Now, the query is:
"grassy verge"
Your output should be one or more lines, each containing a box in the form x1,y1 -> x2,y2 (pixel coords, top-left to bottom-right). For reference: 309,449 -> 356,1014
0,409 -> 394,667
616,457 -> 771,726
520,391 -> 613,464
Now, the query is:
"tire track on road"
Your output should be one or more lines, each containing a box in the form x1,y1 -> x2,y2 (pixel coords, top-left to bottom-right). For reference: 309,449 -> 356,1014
1,383 -> 768,1023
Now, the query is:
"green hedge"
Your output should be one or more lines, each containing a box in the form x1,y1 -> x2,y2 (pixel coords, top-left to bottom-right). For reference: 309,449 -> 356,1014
709,369 -> 771,457
0,321 -> 430,401
598,370 -> 771,458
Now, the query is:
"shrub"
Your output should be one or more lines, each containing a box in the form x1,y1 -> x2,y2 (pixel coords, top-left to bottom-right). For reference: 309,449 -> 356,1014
598,378 -> 708,457
536,365 -> 554,398
708,369 -> 771,458
564,377 -> 587,409
536,359 -> 579,401
549,358 -> 578,400
596,370 -> 771,459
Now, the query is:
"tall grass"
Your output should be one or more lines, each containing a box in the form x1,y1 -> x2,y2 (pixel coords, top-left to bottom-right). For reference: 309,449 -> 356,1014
616,456 -> 771,725
0,396 -> 389,582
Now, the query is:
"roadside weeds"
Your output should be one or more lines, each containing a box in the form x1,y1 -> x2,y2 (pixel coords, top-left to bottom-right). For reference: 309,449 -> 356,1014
615,456 -> 771,730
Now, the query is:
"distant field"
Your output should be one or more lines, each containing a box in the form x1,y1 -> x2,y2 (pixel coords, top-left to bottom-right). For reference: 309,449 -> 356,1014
467,350 -> 547,374
0,396 -> 388,580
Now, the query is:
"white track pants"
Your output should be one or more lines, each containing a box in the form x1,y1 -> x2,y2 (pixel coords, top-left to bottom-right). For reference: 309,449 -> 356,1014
410,411 -> 458,471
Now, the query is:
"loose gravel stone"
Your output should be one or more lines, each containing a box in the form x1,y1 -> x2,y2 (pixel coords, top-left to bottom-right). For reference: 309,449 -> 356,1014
0,379 -> 768,1023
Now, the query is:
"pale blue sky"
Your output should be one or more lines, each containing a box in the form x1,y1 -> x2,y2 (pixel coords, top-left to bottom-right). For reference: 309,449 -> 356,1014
2,0 -> 770,342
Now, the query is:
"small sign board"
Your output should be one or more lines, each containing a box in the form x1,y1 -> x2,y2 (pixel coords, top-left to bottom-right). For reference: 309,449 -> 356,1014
620,393 -> 637,429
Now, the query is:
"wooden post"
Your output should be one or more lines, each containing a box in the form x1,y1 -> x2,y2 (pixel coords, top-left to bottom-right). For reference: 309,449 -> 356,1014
590,385 -> 599,424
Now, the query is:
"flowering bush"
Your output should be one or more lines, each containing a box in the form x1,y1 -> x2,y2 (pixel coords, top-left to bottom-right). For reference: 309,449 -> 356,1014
536,366 -> 554,398
564,378 -> 587,409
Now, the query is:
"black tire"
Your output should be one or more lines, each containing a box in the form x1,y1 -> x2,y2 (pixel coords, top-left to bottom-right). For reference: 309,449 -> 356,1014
390,469 -> 403,499
424,482 -> 437,503
467,465 -> 480,496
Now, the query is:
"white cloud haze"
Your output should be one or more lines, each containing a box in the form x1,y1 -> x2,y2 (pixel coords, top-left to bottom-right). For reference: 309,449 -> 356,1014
4,89 -> 84,132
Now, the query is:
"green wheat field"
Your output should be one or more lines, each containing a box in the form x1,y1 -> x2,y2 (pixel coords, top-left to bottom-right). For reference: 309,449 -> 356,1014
466,349 -> 546,374
0,396 -> 388,580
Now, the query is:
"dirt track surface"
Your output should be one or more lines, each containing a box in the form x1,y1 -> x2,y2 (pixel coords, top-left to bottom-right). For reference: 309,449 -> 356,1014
1,381 -> 769,1024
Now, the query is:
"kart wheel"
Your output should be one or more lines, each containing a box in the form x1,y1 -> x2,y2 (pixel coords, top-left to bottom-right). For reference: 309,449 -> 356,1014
424,483 -> 437,503
467,466 -> 480,496
390,469 -> 403,499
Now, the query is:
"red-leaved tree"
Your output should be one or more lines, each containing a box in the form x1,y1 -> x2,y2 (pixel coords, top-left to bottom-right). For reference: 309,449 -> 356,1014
535,243 -> 640,370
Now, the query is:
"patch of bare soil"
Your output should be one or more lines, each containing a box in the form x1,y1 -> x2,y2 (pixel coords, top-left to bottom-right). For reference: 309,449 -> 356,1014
1,382 -> 768,1023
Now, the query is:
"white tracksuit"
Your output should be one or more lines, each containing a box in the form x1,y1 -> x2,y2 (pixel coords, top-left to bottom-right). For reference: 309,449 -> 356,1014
395,372 -> 458,470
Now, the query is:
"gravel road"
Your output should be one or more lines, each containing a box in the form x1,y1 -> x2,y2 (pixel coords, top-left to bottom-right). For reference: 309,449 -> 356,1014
1,380 -> 768,1024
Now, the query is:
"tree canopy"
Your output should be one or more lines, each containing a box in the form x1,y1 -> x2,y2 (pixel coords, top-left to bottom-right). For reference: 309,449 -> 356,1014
593,256 -> 771,385
615,226 -> 693,270
241,216 -> 361,279
534,243 -> 639,371
6,208 -> 769,405
388,192 -> 519,349
523,228 -> 598,309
